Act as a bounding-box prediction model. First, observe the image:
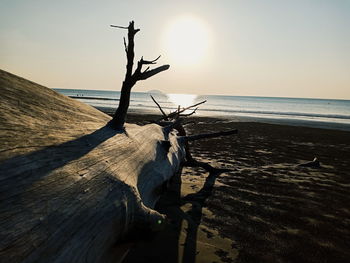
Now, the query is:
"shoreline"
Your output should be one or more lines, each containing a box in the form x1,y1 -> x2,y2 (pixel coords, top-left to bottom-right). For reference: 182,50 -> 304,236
95,106 -> 350,131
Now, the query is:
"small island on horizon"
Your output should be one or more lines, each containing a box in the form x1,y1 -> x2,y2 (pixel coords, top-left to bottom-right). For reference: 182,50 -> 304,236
147,89 -> 165,95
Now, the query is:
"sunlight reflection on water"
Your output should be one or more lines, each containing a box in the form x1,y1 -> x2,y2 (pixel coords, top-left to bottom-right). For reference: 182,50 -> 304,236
167,93 -> 197,108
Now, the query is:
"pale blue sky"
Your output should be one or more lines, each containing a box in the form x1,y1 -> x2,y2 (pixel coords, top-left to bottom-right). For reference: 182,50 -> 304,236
1,0 -> 349,99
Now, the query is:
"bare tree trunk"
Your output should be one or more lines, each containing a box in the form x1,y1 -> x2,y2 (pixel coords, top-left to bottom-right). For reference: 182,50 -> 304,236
110,21 -> 169,129
112,80 -> 134,128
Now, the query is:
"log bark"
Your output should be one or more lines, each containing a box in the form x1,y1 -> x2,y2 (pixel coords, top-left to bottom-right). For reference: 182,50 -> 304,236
0,69 -> 185,262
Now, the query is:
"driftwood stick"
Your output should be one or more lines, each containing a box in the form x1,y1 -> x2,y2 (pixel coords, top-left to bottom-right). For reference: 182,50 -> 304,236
163,100 -> 207,120
179,108 -> 198,117
183,129 -> 238,142
177,100 -> 206,113
298,157 -> 320,168
168,100 -> 207,117
151,95 -> 168,119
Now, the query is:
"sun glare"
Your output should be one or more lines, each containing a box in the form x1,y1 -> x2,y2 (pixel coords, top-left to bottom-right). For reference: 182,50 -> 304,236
162,15 -> 210,66
167,93 -> 197,108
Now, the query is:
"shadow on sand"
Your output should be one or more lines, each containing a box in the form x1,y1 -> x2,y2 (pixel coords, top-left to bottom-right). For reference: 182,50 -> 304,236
124,161 -> 229,263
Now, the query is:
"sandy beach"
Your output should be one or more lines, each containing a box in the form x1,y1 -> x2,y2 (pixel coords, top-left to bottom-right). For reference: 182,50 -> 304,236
114,112 -> 350,263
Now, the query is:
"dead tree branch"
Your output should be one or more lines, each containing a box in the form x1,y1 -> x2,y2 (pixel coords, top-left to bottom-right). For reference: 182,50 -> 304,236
164,100 -> 207,120
149,92 -> 238,166
141,55 -> 161,64
179,108 -> 198,117
138,65 -> 170,80
110,25 -> 129,29
151,95 -> 168,119
150,93 -> 206,121
109,21 -> 170,129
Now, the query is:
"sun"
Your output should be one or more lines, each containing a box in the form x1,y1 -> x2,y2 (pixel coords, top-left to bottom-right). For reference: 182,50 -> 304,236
162,15 -> 210,66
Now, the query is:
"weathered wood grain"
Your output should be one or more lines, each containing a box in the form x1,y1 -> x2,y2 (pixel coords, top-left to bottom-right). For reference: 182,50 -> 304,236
0,69 -> 185,262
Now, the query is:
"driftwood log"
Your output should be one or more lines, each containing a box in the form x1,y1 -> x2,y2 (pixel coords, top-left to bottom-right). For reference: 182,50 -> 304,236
0,69 -> 186,262
0,21 -> 237,262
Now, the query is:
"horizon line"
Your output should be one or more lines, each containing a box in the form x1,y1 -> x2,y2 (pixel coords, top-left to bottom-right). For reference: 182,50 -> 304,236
52,87 -> 350,102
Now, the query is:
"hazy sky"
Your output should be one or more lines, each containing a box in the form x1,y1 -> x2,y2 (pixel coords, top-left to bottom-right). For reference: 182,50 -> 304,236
1,0 -> 349,99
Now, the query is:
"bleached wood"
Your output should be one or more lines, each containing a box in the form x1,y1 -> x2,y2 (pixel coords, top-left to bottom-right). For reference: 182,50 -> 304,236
0,69 -> 185,262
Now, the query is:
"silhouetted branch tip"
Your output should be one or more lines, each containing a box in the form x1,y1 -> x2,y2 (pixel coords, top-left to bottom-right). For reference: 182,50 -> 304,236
159,100 -> 207,121
179,108 -> 198,117
128,21 -> 140,34
139,65 -> 170,80
110,25 -> 129,29
141,55 -> 161,65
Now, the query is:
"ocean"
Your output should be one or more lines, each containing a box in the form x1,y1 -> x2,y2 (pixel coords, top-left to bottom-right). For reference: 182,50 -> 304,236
54,89 -> 350,130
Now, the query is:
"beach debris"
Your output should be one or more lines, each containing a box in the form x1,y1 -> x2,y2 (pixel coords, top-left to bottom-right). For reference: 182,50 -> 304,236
149,95 -> 237,171
298,157 -> 321,168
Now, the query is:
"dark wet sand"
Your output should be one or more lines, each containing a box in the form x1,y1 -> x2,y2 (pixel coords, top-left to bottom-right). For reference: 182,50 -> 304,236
112,112 -> 350,263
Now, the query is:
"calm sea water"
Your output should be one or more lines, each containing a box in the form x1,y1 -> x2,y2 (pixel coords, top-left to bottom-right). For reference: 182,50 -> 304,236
54,89 -> 350,130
